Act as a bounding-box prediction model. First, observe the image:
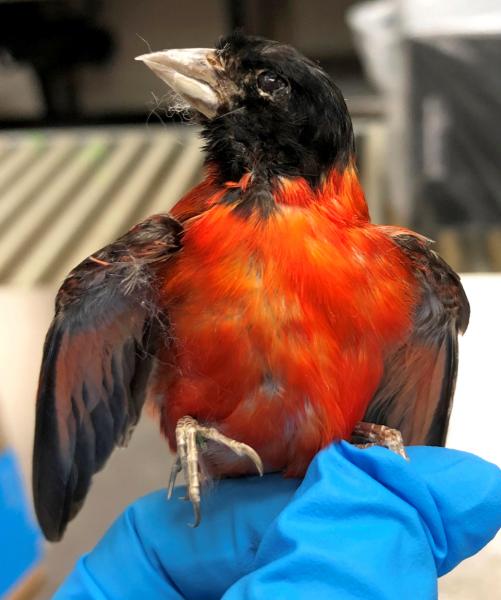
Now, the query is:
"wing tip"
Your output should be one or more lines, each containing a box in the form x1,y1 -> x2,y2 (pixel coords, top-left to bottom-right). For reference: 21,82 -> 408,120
38,515 -> 67,542
32,482 -> 68,542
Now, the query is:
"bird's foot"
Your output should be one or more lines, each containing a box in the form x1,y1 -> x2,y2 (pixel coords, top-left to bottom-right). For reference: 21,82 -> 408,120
168,416 -> 263,526
351,421 -> 409,460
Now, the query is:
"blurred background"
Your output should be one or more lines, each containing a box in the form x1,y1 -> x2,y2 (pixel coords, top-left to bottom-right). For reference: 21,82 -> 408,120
0,0 -> 499,598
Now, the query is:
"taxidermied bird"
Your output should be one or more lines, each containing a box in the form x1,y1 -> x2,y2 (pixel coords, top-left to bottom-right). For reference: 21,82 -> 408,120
33,33 -> 469,541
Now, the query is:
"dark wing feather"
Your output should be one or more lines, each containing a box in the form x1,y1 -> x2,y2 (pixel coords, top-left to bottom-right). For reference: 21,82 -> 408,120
364,230 -> 470,446
33,214 -> 182,541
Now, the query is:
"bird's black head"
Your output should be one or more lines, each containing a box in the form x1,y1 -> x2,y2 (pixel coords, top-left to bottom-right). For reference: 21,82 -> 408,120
137,33 -> 354,187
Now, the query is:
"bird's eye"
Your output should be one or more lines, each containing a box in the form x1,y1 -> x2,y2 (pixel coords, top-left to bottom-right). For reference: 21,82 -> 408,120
257,71 -> 288,95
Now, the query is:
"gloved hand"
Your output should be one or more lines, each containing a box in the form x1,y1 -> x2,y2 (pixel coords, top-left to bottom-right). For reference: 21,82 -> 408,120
53,442 -> 501,600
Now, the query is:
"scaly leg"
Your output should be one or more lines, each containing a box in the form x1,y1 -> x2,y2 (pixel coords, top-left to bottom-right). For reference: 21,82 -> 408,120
351,421 -> 409,461
169,416 -> 263,526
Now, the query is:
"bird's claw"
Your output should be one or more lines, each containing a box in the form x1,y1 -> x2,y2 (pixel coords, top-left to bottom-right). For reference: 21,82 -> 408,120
169,416 -> 263,526
351,421 -> 409,461
167,457 -> 181,500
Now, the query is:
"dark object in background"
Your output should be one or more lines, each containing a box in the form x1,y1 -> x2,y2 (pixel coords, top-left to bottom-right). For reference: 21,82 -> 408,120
408,35 -> 501,233
0,1 -> 114,120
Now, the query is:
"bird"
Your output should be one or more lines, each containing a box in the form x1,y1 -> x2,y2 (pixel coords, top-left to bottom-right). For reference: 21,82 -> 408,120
32,32 -> 470,541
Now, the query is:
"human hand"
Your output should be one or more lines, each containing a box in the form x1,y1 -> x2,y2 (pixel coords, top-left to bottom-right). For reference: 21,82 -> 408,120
54,442 -> 501,599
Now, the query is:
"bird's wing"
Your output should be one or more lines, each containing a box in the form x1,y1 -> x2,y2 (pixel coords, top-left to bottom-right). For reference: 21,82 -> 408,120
33,214 -> 182,541
364,228 -> 470,446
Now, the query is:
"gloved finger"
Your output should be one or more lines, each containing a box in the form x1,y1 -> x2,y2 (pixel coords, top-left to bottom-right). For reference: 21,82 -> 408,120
53,474 -> 300,599
223,442 -> 501,599
404,445 -> 501,575
54,443 -> 501,599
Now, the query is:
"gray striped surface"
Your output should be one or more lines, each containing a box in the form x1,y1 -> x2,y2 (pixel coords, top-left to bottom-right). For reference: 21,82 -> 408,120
0,126 -> 204,286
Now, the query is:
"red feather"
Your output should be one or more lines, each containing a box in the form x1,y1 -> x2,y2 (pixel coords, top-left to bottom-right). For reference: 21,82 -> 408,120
153,165 -> 418,475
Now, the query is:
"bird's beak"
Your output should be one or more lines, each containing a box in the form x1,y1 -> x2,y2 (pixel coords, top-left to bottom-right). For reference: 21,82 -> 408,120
136,48 -> 228,119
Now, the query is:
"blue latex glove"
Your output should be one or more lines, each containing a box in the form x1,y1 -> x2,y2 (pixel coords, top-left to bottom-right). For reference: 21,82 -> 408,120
54,443 -> 501,599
